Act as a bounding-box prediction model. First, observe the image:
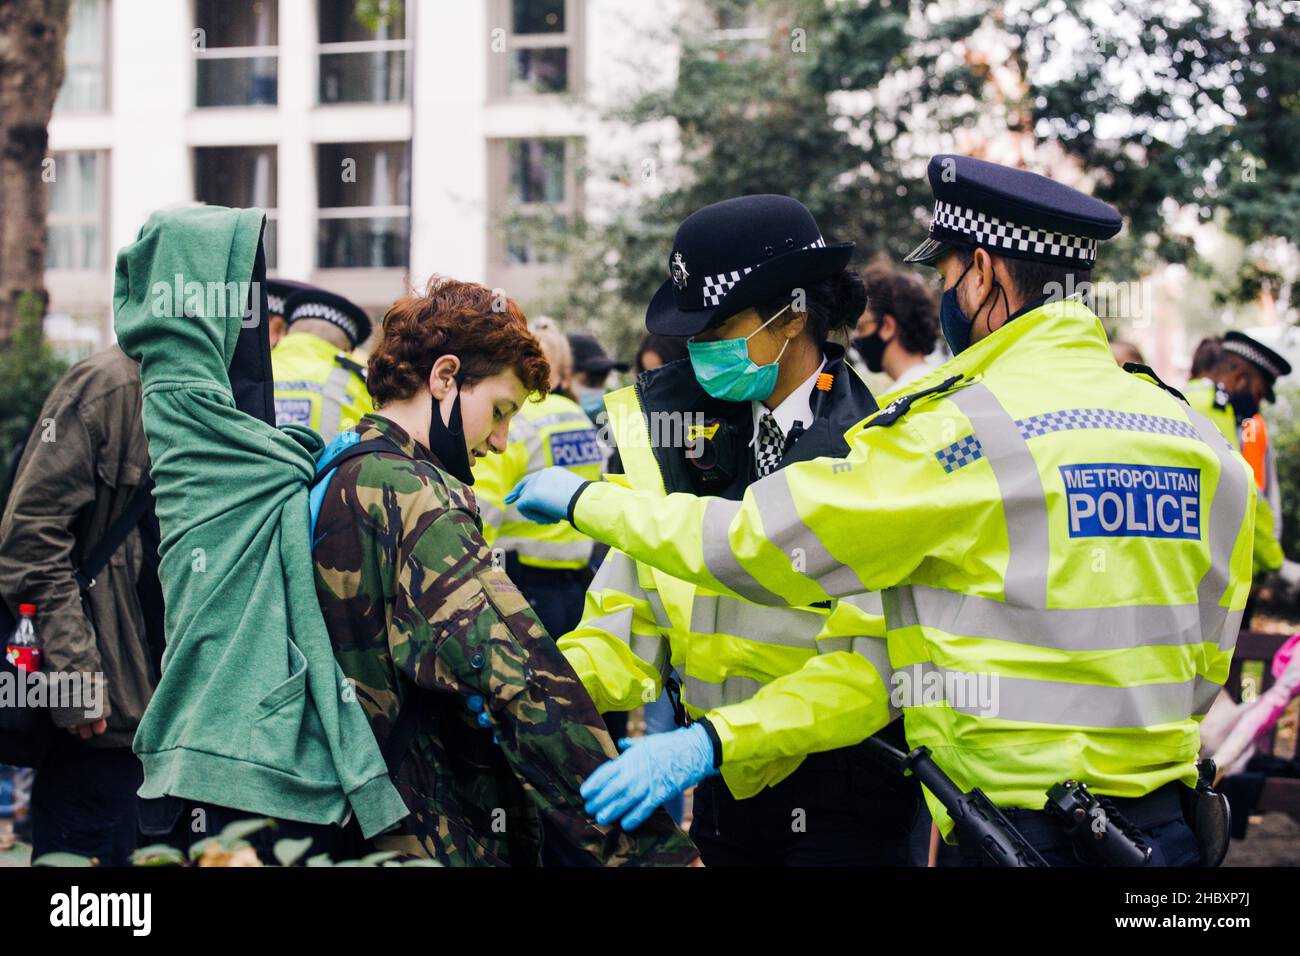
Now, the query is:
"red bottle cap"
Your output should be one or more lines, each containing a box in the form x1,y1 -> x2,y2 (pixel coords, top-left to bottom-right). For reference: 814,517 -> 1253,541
18,604 -> 36,616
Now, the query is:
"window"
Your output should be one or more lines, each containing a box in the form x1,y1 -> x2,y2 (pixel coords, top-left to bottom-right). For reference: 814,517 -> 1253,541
316,142 -> 410,269
55,0 -> 109,112
194,0 -> 278,107
496,138 -> 575,266
318,0 -> 411,105
194,146 -> 279,268
491,0 -> 581,97
46,151 -> 106,271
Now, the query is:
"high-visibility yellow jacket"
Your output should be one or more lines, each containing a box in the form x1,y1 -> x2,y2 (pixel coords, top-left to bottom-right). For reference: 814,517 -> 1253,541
474,392 -> 604,570
567,299 -> 1255,836
1183,378 -> 1284,575
272,332 -> 373,443
558,348 -> 898,799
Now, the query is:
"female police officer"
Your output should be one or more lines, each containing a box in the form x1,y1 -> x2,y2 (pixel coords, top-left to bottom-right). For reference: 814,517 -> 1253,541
503,195 -> 921,866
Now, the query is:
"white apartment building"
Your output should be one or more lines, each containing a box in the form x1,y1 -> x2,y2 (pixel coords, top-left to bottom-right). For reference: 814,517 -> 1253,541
43,0 -> 680,358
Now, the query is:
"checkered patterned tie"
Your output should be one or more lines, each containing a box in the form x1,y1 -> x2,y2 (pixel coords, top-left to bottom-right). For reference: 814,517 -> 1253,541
755,410 -> 785,477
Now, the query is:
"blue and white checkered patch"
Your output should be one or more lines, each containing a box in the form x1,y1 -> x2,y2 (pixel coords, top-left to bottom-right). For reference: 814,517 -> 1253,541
934,408 -> 1201,473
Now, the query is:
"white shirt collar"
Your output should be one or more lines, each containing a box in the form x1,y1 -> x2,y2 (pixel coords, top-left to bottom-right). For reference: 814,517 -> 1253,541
750,358 -> 827,451
893,359 -> 936,391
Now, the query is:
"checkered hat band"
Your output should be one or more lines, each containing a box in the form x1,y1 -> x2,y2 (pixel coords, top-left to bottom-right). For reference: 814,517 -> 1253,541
289,302 -> 360,342
699,236 -> 828,308
930,200 -> 1098,264
1221,339 -> 1284,379
934,407 -> 1201,473
268,294 -> 285,315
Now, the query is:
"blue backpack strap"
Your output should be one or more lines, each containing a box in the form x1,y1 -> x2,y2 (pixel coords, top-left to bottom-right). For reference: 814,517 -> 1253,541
308,433 -> 404,546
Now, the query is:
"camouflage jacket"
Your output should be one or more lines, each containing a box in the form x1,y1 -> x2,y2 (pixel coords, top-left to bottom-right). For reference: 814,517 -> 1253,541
312,414 -> 697,866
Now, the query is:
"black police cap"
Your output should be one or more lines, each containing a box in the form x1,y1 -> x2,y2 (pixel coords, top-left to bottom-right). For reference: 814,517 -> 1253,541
905,155 -> 1122,269
282,287 -> 373,348
1222,330 -> 1292,402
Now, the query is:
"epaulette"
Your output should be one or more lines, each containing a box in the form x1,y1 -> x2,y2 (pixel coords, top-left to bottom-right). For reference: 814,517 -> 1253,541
861,375 -> 965,429
1121,362 -> 1188,405
335,353 -> 368,381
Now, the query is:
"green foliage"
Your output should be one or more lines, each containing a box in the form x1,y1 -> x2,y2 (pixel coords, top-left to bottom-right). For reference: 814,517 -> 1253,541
352,0 -> 403,34
0,293 -> 67,476
1267,386 -> 1300,560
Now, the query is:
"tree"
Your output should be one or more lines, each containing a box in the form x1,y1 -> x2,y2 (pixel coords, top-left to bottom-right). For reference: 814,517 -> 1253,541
0,0 -> 71,342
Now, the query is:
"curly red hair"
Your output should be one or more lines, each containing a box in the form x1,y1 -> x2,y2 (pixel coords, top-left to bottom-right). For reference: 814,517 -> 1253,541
368,277 -> 550,407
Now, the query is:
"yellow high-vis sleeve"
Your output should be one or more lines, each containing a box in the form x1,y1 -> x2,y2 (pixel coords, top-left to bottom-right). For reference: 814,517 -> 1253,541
472,432 -> 530,546
707,643 -> 895,765
1254,496 -> 1284,574
572,415 -> 984,608
557,551 -> 672,714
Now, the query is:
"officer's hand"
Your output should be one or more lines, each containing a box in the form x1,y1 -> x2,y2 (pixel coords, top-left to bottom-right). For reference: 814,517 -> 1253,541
464,694 -> 499,745
579,724 -> 717,831
67,718 -> 108,740
505,468 -> 586,525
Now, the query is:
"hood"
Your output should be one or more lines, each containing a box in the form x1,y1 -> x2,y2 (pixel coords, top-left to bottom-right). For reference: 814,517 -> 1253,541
114,205 -> 275,425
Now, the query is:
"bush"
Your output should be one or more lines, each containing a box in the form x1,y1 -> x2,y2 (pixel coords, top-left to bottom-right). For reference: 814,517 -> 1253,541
0,293 -> 68,487
1265,384 -> 1300,561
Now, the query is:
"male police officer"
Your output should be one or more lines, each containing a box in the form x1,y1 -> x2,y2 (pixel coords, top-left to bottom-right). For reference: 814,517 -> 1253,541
271,286 -> 374,443
1183,330 -> 1290,580
510,155 -> 1253,866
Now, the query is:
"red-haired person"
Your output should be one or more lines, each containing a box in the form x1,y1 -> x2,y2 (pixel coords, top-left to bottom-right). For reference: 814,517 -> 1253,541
308,277 -> 696,866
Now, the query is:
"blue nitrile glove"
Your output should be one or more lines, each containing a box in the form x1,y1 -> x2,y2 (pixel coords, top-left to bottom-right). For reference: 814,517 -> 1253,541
465,695 -> 498,745
580,723 -> 718,831
505,467 -> 587,525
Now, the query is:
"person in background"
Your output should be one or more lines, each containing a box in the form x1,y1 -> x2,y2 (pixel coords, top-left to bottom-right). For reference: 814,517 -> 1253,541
1111,339 -> 1146,367
271,285 -> 374,443
853,259 -> 940,390
0,346 -> 164,866
266,278 -> 314,349
1184,331 -> 1290,597
636,333 -> 690,372
473,318 -> 604,640
567,333 -> 629,423
1190,336 -> 1222,379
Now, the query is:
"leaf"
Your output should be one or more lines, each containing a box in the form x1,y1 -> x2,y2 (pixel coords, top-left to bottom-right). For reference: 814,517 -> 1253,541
32,852 -> 96,867
359,851 -> 400,866
216,817 -> 275,846
305,853 -> 334,867
273,837 -> 314,867
188,837 -> 219,861
130,844 -> 186,866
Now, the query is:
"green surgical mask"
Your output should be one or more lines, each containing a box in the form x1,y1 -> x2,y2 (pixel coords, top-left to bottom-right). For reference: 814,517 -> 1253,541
687,304 -> 792,402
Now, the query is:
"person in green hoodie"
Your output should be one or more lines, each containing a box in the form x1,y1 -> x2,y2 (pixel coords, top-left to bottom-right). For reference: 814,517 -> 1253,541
114,206 -> 408,860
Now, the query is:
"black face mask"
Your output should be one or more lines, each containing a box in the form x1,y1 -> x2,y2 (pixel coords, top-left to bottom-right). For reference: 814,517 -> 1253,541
428,372 -> 474,485
1229,388 -> 1260,423
853,330 -> 889,374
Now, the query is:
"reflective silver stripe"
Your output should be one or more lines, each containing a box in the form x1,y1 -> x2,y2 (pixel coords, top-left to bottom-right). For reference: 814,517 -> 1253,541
687,593 -> 824,649
749,471 -> 868,598
701,497 -> 787,605
479,501 -> 507,529
590,550 -> 645,599
512,416 -> 544,470
906,662 -> 1216,728
817,634 -> 893,678
948,384 -> 1049,608
320,365 -> 354,441
646,590 -> 672,630
888,583 -> 1209,651
1185,407 -> 1251,651
578,608 -> 670,682
839,591 -> 884,616
502,537 -> 594,563
685,674 -> 763,710
529,411 -> 592,430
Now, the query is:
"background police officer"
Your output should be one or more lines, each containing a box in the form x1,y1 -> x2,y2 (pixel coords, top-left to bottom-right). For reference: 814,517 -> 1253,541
271,286 -> 374,443
511,156 -> 1253,867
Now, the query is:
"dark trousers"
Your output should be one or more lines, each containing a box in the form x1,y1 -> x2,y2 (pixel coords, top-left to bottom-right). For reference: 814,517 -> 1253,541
31,735 -> 144,867
946,784 -> 1203,867
137,794 -> 349,864
690,742 -> 923,866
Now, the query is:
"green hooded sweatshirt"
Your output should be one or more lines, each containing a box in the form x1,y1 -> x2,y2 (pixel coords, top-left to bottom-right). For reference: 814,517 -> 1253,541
114,206 -> 407,838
